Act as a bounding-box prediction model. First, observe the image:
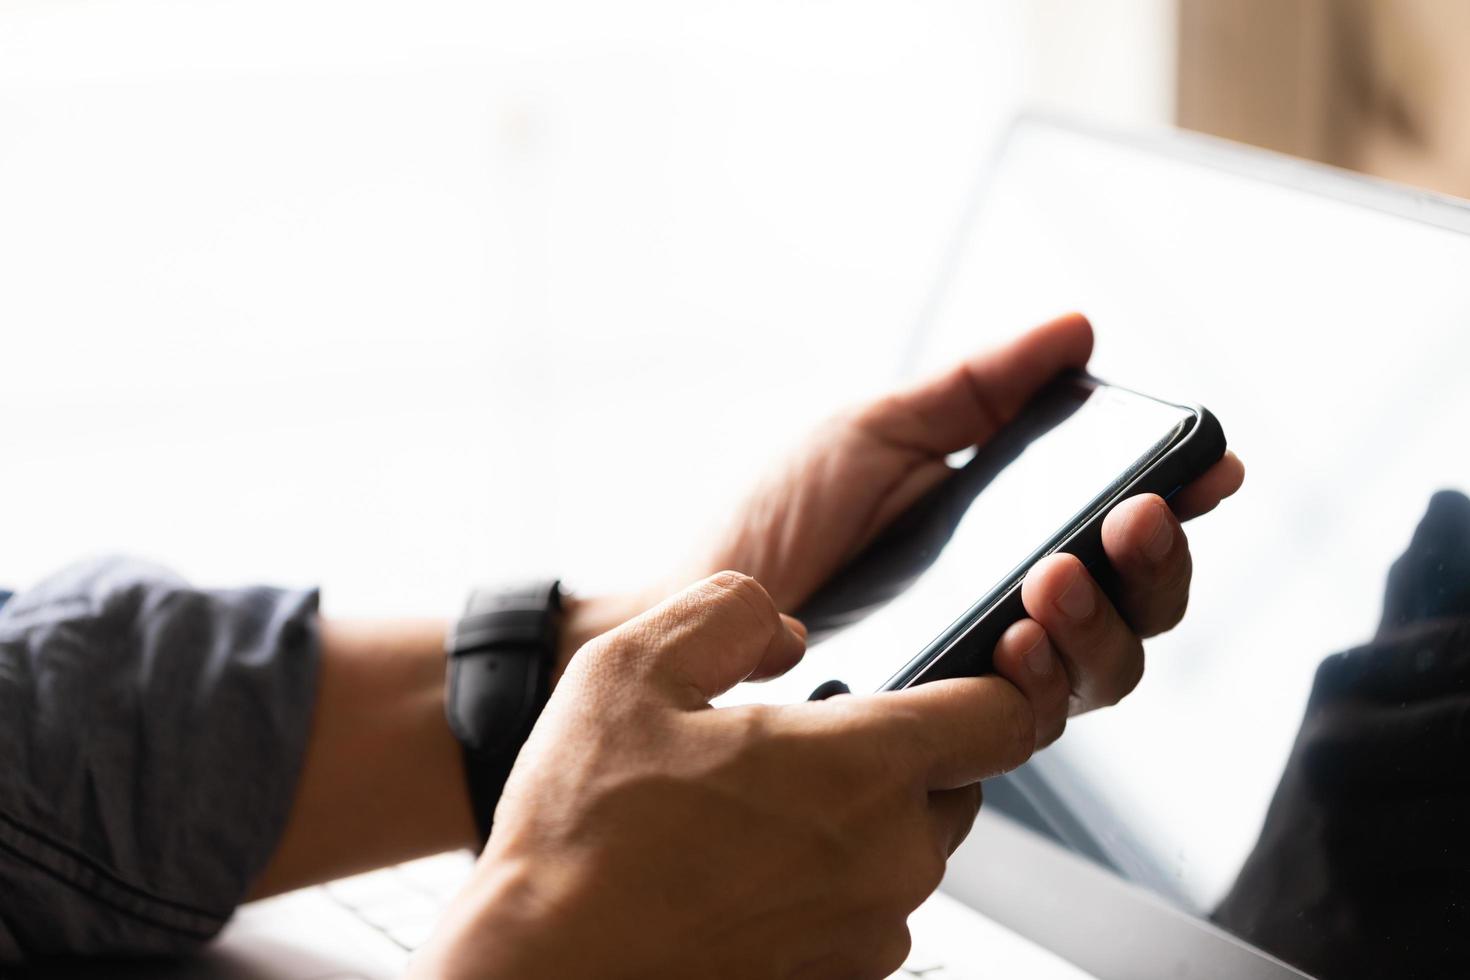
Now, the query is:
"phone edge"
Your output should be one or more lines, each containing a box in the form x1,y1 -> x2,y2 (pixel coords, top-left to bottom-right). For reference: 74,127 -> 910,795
879,398 -> 1227,691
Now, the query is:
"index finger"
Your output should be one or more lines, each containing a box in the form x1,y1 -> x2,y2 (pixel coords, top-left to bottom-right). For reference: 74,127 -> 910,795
826,676 -> 1037,791
856,313 -> 1094,456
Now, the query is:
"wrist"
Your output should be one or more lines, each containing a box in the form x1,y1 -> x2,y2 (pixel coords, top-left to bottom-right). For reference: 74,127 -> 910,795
553,591 -> 653,685
413,855 -> 590,980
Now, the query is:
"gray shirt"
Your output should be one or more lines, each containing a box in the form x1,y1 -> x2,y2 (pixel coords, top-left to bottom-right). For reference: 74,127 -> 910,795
0,557 -> 320,962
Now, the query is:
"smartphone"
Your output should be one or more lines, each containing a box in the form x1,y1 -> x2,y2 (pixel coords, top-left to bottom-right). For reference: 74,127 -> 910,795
789,373 -> 1226,695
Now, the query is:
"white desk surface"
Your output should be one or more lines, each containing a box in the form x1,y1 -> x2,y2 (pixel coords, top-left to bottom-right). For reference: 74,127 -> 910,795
203,849 -> 1096,980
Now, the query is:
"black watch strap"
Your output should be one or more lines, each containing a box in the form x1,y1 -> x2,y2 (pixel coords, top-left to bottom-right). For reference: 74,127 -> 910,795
445,580 -> 562,848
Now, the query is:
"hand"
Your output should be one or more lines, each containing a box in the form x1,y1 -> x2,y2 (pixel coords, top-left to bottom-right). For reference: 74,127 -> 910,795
558,315 -> 1243,744
696,313 -> 1244,744
413,572 -> 1037,980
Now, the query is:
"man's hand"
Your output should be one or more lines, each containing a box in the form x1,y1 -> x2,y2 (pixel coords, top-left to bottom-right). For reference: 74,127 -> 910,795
692,313 -> 1244,744
414,573 -> 1037,980
561,315 -> 1243,744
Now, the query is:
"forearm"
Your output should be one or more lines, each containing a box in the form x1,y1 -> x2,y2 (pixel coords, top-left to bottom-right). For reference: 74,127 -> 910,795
247,617 -> 473,897
247,594 -> 648,899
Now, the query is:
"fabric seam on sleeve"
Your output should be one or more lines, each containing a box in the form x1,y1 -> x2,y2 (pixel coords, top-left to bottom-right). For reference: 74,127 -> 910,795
0,810 -> 225,938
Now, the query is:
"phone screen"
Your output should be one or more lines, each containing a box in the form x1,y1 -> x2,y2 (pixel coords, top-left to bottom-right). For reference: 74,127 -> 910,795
716,379 -> 1198,706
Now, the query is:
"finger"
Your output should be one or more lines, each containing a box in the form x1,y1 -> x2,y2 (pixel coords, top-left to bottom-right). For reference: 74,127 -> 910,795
991,618 -> 1070,747
855,313 -> 1094,456
791,920 -> 912,980
1022,554 -> 1145,714
828,923 -> 913,980
870,926 -> 915,980
1101,494 -> 1193,638
745,614 -> 808,681
631,571 -> 806,705
835,675 -> 1035,790
927,782 -> 984,856
1170,451 -> 1245,521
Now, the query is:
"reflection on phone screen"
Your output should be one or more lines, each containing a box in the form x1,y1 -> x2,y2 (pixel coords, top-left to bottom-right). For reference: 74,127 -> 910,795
717,379 -> 1195,706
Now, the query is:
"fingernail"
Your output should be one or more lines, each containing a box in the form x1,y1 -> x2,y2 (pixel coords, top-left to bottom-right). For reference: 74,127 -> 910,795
1055,566 -> 1095,621
1023,634 -> 1055,678
780,614 -> 808,642
1143,502 -> 1174,562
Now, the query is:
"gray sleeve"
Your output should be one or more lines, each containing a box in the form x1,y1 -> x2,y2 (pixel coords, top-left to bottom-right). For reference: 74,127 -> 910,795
0,556 -> 321,963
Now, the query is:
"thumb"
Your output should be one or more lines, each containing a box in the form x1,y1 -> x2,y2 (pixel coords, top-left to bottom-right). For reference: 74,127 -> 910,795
630,571 -> 807,707
858,312 -> 1093,455
838,676 -> 1036,790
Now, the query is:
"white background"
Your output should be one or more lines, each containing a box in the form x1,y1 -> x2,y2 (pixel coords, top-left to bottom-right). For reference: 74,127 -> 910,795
1,0 -> 1173,615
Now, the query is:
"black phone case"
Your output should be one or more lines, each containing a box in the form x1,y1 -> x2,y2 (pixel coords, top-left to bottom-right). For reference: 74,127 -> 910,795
879,400 -> 1226,690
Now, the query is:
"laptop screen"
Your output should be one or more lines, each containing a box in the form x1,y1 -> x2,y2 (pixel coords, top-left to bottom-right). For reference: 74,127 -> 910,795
915,119 -> 1470,978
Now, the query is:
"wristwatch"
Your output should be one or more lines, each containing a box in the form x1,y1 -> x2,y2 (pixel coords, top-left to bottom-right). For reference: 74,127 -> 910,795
444,580 -> 563,848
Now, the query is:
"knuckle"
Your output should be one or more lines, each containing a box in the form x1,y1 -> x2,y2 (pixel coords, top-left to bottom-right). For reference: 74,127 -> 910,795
994,682 -> 1037,771
1143,552 -> 1193,629
708,568 -> 758,592
862,925 -> 913,980
706,568 -> 760,599
962,780 -> 984,817
721,701 -> 776,738
853,393 -> 906,430
897,832 -> 948,902
1102,643 -> 1146,707
1165,555 -> 1195,623
875,722 -> 929,786
1162,548 -> 1194,599
916,846 -> 948,896
1159,590 -> 1190,633
705,570 -> 779,630
1040,714 -> 1068,749
849,700 -> 929,784
580,623 -> 638,667
1121,647 -> 1147,701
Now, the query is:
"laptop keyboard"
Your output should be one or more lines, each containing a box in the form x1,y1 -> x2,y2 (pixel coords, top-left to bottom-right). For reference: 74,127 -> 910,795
322,852 -> 475,954
316,852 -> 993,978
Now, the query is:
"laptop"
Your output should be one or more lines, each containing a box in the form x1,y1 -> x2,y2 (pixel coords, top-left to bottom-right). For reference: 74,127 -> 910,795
52,116 -> 1470,979
924,117 -> 1470,979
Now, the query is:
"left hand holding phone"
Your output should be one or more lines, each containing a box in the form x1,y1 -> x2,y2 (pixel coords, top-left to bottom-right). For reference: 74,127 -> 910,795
553,314 -> 1242,762
690,312 -> 1244,746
